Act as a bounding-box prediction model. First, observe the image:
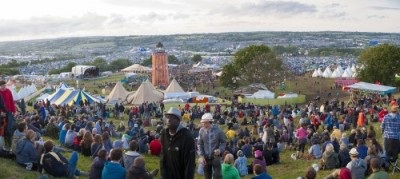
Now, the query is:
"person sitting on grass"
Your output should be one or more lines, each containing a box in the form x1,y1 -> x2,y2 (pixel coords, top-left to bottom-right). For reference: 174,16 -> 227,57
321,143 -> 339,170
221,153 -> 240,179
308,140 -> 322,159
367,158 -> 389,179
346,148 -> 367,179
126,157 -> 159,179
251,164 -> 272,179
89,149 -> 107,179
102,148 -> 126,179
39,140 -> 87,178
122,140 -> 141,169
15,130 -> 39,171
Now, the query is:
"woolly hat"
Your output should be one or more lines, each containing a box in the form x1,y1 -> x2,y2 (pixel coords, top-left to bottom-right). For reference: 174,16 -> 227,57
254,150 -> 262,158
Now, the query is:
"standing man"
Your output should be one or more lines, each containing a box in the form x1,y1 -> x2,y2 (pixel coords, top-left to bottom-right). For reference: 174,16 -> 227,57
0,80 -> 16,150
198,113 -> 227,179
160,107 -> 195,179
381,106 -> 400,163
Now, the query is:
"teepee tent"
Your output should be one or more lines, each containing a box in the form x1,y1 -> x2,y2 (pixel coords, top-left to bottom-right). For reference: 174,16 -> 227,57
127,80 -> 164,105
164,79 -> 190,99
105,82 -> 133,104
322,67 -> 332,78
317,68 -> 323,77
311,69 -> 319,77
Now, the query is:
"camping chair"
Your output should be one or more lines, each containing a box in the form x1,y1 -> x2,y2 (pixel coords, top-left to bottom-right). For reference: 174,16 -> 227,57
389,155 -> 400,174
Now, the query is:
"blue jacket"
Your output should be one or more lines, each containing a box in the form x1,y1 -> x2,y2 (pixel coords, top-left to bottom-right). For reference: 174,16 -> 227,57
102,161 -> 126,179
15,138 -> 39,165
252,172 -> 273,179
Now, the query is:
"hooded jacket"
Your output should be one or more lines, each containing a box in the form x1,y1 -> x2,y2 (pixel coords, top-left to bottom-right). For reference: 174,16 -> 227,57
11,129 -> 25,154
346,158 -> 367,179
160,125 -> 195,179
102,161 -> 126,179
126,166 -> 153,179
221,163 -> 240,179
322,151 -> 339,169
123,151 -> 141,169
15,138 -> 39,165
89,157 -> 106,179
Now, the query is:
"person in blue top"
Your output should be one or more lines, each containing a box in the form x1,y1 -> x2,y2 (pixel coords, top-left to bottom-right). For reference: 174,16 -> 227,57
15,130 -> 39,171
381,105 -> 400,163
102,148 -> 126,179
252,164 -> 272,179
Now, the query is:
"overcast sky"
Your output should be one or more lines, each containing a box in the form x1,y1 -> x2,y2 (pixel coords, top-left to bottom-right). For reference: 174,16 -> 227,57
0,0 -> 399,42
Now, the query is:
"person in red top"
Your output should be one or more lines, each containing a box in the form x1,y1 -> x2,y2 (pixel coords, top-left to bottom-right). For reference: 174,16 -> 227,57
149,134 -> 162,156
0,80 -> 16,149
378,107 -> 388,122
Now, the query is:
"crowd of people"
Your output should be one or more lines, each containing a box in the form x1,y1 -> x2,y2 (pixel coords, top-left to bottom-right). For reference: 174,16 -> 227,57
0,77 -> 400,179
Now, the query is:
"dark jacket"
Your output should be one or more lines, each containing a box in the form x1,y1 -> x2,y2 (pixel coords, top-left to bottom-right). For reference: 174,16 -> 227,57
322,151 -> 339,170
126,166 -> 153,179
89,157 -> 107,179
160,125 -> 195,179
15,138 -> 39,165
39,152 -> 69,177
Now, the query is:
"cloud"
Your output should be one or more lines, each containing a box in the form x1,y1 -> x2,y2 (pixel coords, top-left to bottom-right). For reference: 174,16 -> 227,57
370,6 -> 400,10
212,1 -> 317,17
138,12 -> 167,22
368,15 -> 386,19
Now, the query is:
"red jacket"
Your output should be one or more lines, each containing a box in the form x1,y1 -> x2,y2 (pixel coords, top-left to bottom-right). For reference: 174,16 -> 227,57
0,88 -> 16,113
149,138 -> 162,156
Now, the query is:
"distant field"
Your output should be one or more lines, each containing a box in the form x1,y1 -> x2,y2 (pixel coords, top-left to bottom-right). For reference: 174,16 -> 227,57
71,42 -> 116,50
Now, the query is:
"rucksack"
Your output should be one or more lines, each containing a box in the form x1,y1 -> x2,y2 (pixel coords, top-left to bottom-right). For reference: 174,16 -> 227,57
40,152 -> 68,177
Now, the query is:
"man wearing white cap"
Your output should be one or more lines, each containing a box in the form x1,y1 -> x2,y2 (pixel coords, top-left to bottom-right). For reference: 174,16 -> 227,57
198,113 -> 226,179
346,148 -> 367,179
160,107 -> 195,179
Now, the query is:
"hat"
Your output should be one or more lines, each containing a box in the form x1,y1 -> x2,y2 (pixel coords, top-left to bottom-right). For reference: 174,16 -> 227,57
165,107 -> 182,120
201,113 -> 213,123
237,150 -> 244,157
391,106 -> 399,112
254,150 -> 262,158
0,80 -> 5,86
312,163 -> 320,172
349,148 -> 359,156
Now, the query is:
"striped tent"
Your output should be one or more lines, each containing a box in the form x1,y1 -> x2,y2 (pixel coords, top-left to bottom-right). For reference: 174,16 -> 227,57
49,89 -> 103,106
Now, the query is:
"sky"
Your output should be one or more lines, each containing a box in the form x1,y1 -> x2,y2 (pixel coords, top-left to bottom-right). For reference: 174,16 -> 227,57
0,0 -> 399,42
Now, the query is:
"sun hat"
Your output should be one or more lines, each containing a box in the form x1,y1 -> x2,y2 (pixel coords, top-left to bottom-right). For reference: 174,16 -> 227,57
349,148 -> 359,156
165,107 -> 182,120
200,113 -> 213,123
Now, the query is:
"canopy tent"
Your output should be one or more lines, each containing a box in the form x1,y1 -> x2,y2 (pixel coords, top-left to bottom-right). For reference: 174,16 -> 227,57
105,82 -> 133,104
247,90 -> 275,99
36,93 -> 50,102
56,82 -> 73,90
48,89 -> 103,106
121,64 -> 151,73
344,82 -> 397,95
127,80 -> 163,105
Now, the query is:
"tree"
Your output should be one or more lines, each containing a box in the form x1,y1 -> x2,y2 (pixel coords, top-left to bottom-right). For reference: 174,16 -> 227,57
357,44 -> 400,86
191,54 -> 202,63
90,58 -> 109,72
48,62 -> 77,75
168,55 -> 180,64
220,45 -> 286,88
141,57 -> 152,66
110,58 -> 132,71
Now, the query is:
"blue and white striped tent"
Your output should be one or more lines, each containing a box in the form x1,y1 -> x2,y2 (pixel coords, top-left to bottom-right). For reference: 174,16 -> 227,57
48,89 -> 104,106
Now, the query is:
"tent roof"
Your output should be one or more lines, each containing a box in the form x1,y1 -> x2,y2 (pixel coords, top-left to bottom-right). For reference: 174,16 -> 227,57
165,79 -> 185,93
346,82 -> 396,94
127,80 -> 163,105
121,64 -> 151,73
49,89 -> 103,106
106,82 -> 132,104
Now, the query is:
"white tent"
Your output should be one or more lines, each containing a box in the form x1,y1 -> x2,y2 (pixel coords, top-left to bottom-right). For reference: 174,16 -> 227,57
71,65 -> 96,76
247,90 -> 275,99
346,82 -> 396,95
106,82 -> 133,104
121,64 -> 151,73
331,68 -> 343,78
311,69 -> 319,77
351,64 -> 357,73
127,80 -> 164,105
317,68 -> 323,77
277,93 -> 299,99
341,70 -> 352,77
164,79 -> 190,99
337,66 -> 344,74
322,67 -> 332,78
36,93 -> 50,102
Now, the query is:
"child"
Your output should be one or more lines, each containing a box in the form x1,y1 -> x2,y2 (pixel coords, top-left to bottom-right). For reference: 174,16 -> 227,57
234,150 -> 248,177
212,149 -> 222,179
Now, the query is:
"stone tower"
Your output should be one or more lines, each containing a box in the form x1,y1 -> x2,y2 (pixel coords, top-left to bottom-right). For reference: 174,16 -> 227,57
152,42 -> 169,88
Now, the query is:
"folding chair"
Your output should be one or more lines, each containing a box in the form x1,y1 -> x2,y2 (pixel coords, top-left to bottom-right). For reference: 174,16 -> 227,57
389,156 -> 400,174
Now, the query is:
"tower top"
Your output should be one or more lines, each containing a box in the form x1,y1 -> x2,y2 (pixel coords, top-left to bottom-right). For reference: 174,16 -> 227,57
156,42 -> 164,48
